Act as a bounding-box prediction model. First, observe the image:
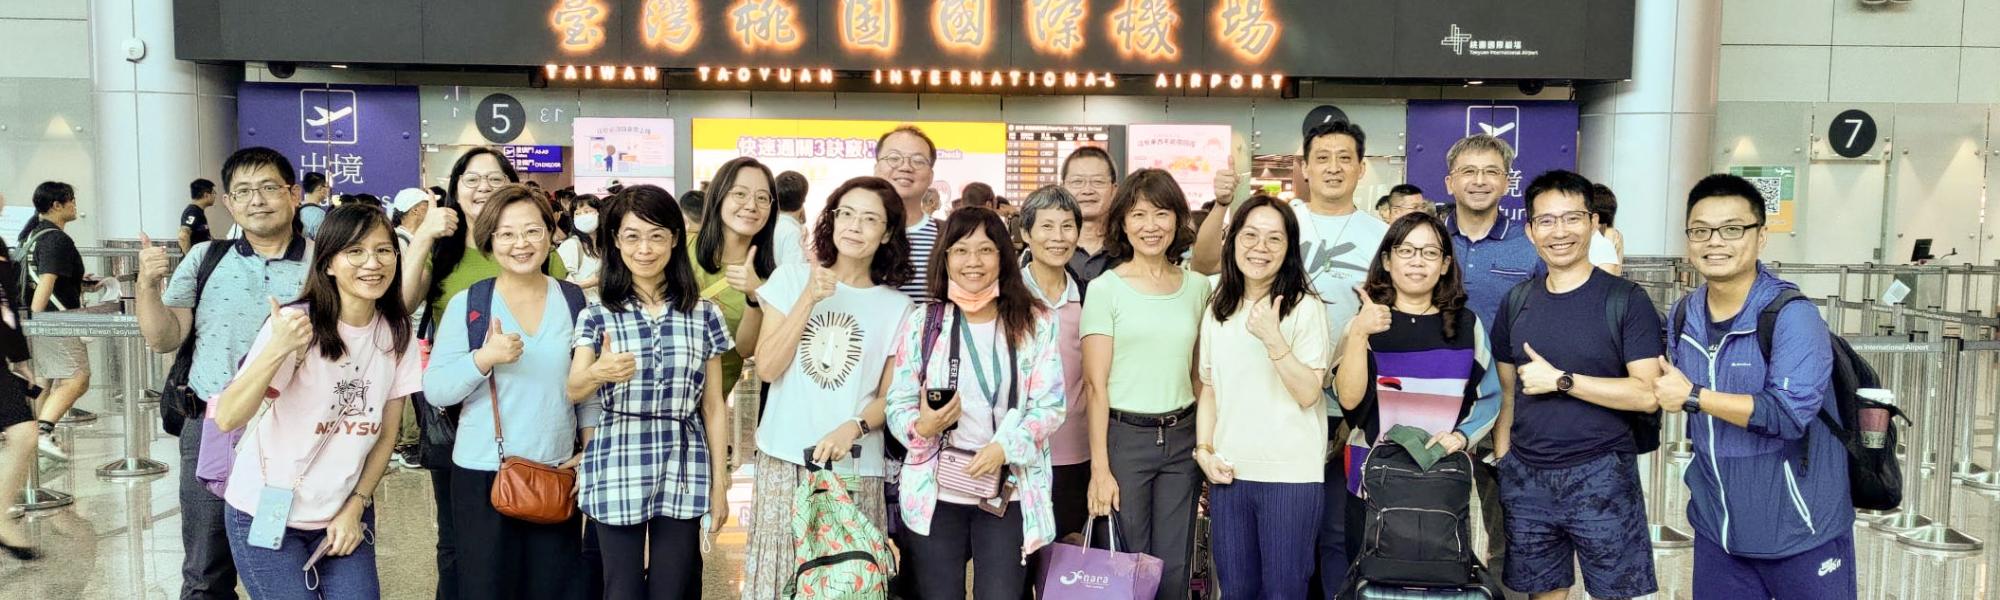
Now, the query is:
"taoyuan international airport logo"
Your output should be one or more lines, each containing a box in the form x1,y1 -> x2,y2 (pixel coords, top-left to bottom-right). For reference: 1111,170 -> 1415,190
1440,24 -> 1540,57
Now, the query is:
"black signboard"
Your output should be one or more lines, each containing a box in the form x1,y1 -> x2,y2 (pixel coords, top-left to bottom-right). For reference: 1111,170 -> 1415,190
175,0 -> 1634,81
1827,109 -> 1878,159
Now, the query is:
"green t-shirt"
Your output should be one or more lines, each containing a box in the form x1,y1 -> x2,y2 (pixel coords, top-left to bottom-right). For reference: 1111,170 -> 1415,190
687,240 -> 748,395
1079,268 -> 1211,414
429,249 -> 570,328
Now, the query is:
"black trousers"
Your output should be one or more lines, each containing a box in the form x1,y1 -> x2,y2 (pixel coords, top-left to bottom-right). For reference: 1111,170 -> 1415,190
907,501 -> 1027,600
429,464 -> 459,600
593,516 -> 703,600
178,417 -> 239,600
449,465 -> 585,600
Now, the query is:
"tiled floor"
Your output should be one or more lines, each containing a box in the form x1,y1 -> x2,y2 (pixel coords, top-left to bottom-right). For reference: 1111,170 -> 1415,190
4,392 -> 1994,599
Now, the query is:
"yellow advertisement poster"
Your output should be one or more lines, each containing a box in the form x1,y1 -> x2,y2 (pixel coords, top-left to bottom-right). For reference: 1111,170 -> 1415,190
692,118 -> 1005,219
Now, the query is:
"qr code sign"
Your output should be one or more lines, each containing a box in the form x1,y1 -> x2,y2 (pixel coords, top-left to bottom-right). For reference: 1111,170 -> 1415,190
1746,177 -> 1783,213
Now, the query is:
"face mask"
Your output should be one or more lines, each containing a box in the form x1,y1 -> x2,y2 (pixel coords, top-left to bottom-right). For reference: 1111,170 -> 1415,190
574,213 -> 598,233
948,279 -> 999,313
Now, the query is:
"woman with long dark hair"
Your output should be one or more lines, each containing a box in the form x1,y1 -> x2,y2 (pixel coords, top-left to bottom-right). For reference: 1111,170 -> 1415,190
885,207 -> 1066,598
1081,168 -> 1211,599
423,185 -> 591,600
1331,211 -> 1501,557
211,204 -> 420,597
556,193 -> 605,300
1193,194 -> 1332,599
741,176 -> 914,599
565,185 -> 732,599
691,156 -> 779,397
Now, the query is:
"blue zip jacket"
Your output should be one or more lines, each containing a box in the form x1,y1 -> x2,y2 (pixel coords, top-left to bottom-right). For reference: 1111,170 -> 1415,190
1668,265 -> 1850,559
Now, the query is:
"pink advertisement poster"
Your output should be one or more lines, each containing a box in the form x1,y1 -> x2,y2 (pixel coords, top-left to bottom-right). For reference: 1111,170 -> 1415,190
1125,123 -> 1234,208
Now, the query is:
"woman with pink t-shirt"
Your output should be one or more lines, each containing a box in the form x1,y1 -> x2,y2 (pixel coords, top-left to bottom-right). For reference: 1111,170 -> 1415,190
213,204 -> 422,599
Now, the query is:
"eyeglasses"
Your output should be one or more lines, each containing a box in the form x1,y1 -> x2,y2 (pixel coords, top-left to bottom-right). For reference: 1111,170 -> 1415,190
460,173 -> 511,190
1528,211 -> 1591,231
1063,176 -> 1112,189
1686,224 -> 1760,242
946,245 -> 1000,259
834,207 -> 886,230
1390,244 -> 1445,262
876,152 -> 933,170
339,246 -> 398,268
1452,166 -> 1508,181
727,188 -> 773,208
1389,202 -> 1431,213
493,228 -> 549,247
227,183 -> 293,203
1235,231 -> 1287,251
616,231 -> 675,249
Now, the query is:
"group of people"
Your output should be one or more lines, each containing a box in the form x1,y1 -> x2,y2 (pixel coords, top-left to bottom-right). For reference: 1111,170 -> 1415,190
0,118 -> 1856,600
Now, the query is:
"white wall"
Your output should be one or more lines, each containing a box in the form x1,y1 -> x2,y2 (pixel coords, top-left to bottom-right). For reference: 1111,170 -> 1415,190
0,0 -> 96,245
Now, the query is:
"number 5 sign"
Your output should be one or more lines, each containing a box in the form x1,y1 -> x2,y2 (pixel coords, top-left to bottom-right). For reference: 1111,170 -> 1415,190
477,93 -> 527,144
1826,108 -> 1877,159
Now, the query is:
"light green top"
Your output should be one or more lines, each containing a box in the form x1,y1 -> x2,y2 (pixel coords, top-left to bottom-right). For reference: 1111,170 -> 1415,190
687,239 -> 748,395
1079,268 -> 1212,414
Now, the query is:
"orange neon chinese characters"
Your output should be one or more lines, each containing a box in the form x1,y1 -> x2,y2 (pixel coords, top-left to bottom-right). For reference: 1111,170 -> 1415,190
840,0 -> 898,53
551,0 -> 609,53
729,0 -> 803,51
642,0 -> 700,52
1214,0 -> 1278,62
933,0 -> 993,54
1109,0 -> 1178,61
1026,0 -> 1086,56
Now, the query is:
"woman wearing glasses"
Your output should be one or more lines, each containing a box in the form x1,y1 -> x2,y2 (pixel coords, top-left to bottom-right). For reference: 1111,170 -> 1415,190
741,177 -> 915,599
424,186 -> 593,600
689,157 -> 779,401
210,205 -> 420,598
1332,212 -> 1501,558
1193,195 -> 1332,599
397,147 -> 569,599
567,185 -> 732,600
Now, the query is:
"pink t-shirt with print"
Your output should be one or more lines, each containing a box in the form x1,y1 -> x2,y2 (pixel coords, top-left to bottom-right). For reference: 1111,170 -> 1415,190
223,316 -> 423,529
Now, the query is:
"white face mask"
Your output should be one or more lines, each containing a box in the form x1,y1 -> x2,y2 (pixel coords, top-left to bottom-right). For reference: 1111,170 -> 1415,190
574,213 -> 599,233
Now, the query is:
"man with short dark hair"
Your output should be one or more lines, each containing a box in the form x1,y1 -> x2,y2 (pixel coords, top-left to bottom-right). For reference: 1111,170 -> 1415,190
873,125 -> 941,298
1493,169 -> 1661,600
1381,183 -> 1430,223
298,171 -> 330,236
1058,146 -> 1118,282
1652,174 -> 1852,600
19,181 -> 97,460
773,170 -> 810,265
1589,183 -> 1625,275
181,178 -> 216,252
136,147 -> 311,600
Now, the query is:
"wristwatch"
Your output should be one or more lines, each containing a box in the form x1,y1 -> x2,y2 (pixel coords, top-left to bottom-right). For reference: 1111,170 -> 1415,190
1685,385 -> 1705,415
1555,372 -> 1575,393
852,416 -> 872,435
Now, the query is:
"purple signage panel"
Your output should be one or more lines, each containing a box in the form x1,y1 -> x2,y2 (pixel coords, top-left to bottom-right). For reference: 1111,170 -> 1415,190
503,145 -> 565,173
1405,100 -> 1578,221
237,83 -> 421,196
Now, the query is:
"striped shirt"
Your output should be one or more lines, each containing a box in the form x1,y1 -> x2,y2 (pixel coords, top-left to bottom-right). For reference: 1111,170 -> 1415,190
1344,307 -> 1501,494
899,218 -> 939,299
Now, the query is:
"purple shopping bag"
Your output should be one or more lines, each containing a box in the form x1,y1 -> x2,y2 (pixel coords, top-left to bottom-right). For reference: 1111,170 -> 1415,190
1037,515 -> 1163,600
194,399 -> 246,498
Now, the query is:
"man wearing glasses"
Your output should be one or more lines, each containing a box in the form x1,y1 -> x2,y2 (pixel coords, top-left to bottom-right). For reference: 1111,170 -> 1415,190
873,125 -> 942,298
1490,170 -> 1662,600
1058,146 -> 1119,283
1651,174 -> 1852,600
1379,183 -> 1432,223
136,147 -> 312,600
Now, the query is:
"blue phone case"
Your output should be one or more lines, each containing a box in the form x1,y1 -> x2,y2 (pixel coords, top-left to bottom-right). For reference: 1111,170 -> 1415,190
249,485 -> 295,550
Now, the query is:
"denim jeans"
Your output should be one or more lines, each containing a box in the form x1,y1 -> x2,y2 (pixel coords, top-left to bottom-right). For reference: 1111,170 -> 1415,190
222,504 -> 379,600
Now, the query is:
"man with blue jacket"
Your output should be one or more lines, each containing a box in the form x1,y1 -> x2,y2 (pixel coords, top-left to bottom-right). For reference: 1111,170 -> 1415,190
1652,173 -> 1853,599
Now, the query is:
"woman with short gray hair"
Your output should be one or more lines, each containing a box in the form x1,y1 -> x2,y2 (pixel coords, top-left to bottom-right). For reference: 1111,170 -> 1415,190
1016,185 -> 1095,543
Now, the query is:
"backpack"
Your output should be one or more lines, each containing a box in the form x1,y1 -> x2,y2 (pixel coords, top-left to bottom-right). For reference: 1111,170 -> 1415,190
14,227 -> 62,312
411,277 -> 589,467
1669,288 -> 1906,511
160,241 -> 237,436
786,460 -> 893,599
1344,441 -> 1497,597
1499,274 -> 1661,453
462,277 -> 589,353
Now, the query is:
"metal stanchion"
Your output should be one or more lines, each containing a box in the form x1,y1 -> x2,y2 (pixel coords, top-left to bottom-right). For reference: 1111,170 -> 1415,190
1952,319 -> 1990,482
1871,333 -> 1935,533
1957,339 -> 2000,491
1897,336 -> 1983,551
1648,410 -> 1692,548
98,336 -> 167,478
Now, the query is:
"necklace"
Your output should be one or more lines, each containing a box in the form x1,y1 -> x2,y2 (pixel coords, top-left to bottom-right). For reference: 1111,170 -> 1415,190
1296,199 -> 1357,278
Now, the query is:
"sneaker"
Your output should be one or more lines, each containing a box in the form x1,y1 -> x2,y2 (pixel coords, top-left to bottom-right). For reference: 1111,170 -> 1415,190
35,433 -> 67,461
390,445 -> 421,470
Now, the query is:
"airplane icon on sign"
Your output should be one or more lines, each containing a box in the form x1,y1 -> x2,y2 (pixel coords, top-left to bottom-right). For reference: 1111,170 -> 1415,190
299,88 -> 359,145
306,106 -> 353,127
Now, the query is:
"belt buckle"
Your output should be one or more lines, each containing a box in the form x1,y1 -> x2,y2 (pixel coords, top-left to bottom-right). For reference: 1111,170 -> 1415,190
1160,415 -> 1179,427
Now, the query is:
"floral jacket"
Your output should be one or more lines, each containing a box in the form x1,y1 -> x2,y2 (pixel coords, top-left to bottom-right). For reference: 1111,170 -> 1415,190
886,304 -> 1067,562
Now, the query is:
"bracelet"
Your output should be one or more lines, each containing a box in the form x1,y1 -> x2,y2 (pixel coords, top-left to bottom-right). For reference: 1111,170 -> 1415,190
745,296 -> 761,308
1194,444 -> 1216,456
1267,345 -> 1292,362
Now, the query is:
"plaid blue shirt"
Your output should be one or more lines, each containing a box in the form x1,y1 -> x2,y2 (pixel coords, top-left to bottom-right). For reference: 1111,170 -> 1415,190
573,299 -> 734,525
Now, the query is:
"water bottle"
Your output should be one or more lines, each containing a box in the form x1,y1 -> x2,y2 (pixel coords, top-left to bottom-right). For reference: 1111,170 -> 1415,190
1856,388 -> 1894,449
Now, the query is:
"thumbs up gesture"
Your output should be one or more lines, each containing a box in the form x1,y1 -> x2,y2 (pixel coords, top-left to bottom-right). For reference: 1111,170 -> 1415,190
1346,285 -> 1392,340
137,232 -> 171,289
725,245 -> 764,293
267,297 -> 313,357
1652,357 -> 1695,412
1516,344 -> 1565,395
419,198 -> 460,241
589,331 -> 638,385
475,317 -> 525,373
804,264 -> 839,304
1246,295 -> 1285,348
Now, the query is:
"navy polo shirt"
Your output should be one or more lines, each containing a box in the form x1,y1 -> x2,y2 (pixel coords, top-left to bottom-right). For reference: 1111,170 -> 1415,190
1444,209 -> 1543,332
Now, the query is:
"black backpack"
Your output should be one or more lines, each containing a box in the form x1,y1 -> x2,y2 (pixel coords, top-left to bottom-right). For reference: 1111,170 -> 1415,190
1343,442 -> 1497,597
1669,289 -> 1906,511
1499,274 -> 1661,453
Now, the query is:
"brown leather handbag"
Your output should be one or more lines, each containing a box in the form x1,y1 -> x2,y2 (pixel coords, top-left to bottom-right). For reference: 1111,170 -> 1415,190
485,381 -> 577,525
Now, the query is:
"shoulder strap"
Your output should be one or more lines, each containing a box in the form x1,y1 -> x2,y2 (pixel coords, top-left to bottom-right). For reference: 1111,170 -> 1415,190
1605,280 -> 1629,361
15,228 -> 53,291
1668,297 -> 1690,355
917,302 -> 948,388
557,280 -> 587,321
1499,274 -> 1539,335
1756,289 -> 1808,361
174,243 -> 236,362
465,278 -> 497,352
